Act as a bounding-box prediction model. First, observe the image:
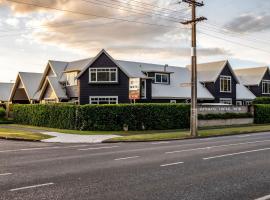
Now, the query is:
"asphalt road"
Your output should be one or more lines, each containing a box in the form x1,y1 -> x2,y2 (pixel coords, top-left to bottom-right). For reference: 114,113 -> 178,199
0,132 -> 270,200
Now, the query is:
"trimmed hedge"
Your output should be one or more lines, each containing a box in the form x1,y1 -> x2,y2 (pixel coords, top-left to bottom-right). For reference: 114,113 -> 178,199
253,97 -> 270,104
0,108 -> 5,119
254,104 -> 270,124
198,113 -> 253,120
13,104 -> 190,131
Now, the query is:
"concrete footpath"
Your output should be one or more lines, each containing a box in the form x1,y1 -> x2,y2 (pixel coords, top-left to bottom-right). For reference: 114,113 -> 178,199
41,132 -> 119,143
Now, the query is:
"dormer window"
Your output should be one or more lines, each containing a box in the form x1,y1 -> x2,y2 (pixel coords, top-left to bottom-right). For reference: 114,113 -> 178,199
89,68 -> 118,83
155,73 -> 169,84
66,72 -> 78,86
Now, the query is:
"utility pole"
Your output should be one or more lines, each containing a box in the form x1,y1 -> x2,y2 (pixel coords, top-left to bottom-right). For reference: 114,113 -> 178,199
181,0 -> 207,137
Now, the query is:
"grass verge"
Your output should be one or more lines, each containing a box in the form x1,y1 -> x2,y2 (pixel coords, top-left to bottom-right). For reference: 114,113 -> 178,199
0,128 -> 53,141
105,124 -> 270,142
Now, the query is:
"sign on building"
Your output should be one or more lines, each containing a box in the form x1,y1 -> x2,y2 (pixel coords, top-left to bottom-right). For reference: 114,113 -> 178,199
129,78 -> 140,100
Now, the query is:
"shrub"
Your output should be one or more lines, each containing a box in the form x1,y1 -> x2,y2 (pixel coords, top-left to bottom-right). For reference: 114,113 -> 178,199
0,107 -> 5,119
198,113 -> 253,120
253,97 -> 270,104
254,104 -> 270,124
13,103 -> 190,131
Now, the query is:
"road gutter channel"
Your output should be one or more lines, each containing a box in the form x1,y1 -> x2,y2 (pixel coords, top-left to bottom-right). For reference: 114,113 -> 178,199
165,139 -> 270,154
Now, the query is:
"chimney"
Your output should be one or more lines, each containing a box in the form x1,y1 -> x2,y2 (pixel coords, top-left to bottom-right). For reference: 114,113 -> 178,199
164,64 -> 168,72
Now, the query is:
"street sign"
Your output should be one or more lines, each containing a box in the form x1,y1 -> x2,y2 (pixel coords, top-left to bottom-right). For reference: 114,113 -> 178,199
129,78 -> 140,100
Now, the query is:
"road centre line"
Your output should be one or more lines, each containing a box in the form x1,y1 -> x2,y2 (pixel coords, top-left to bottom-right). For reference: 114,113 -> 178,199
255,194 -> 270,200
0,173 -> 12,176
165,139 -> 270,154
78,146 -> 120,151
114,156 -> 140,161
203,147 -> 270,160
160,162 -> 184,167
151,141 -> 171,145
9,183 -> 54,192
0,144 -> 92,153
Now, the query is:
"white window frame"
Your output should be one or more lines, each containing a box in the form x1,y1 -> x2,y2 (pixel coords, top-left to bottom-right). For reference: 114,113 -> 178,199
141,79 -> 146,99
155,73 -> 169,84
220,98 -> 232,105
220,75 -> 232,93
66,72 -> 78,86
245,101 -> 252,106
262,80 -> 270,94
236,101 -> 242,106
89,68 -> 118,83
89,96 -> 118,104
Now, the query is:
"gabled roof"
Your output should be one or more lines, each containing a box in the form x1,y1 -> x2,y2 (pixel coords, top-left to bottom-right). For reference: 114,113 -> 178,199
234,66 -> 269,86
77,49 -> 132,79
236,84 -> 256,100
39,77 -> 68,101
37,60 -> 68,91
151,66 -> 214,100
187,60 -> 239,83
0,83 -> 14,102
65,58 -> 93,72
10,72 -> 43,101
116,60 -> 171,78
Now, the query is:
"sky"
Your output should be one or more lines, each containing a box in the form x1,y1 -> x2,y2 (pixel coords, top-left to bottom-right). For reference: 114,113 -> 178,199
0,0 -> 270,82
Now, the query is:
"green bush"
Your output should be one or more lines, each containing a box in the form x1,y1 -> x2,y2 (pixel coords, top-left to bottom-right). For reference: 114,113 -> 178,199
198,113 -> 253,120
13,103 -> 190,131
254,104 -> 270,124
253,97 -> 270,104
0,107 -> 5,119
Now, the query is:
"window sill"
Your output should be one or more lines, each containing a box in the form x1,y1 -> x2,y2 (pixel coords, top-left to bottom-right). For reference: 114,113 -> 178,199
88,82 -> 119,85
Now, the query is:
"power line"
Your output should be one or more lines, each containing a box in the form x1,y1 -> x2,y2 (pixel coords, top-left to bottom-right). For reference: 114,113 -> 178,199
198,28 -> 270,55
6,0 -> 189,29
79,0 -> 188,23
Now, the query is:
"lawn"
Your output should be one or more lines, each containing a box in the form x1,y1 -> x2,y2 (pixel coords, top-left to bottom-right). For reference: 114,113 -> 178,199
0,128 -> 52,141
1,123 -> 270,142
105,124 -> 270,142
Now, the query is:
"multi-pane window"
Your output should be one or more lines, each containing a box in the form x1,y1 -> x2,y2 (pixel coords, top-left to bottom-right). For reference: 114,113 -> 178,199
66,72 -> 78,86
220,76 -> 231,93
220,98 -> 232,105
155,73 -> 169,84
262,80 -> 270,94
89,68 -> 118,83
90,96 -> 118,104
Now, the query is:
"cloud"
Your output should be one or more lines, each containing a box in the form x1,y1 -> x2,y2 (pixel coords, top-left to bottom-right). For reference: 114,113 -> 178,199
225,13 -> 270,33
1,0 -> 230,61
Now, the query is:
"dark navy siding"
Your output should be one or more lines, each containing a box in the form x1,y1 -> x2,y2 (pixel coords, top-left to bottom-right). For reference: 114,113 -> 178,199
78,52 -> 130,105
248,69 -> 270,97
204,63 -> 237,104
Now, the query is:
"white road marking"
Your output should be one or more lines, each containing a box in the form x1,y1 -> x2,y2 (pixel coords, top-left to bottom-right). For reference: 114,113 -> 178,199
0,145 -> 91,153
114,156 -> 140,161
151,141 -> 171,145
165,139 -> 270,154
10,183 -> 54,192
203,147 -> 270,160
160,162 -> 184,167
78,146 -> 119,151
255,194 -> 270,200
0,173 -> 12,176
